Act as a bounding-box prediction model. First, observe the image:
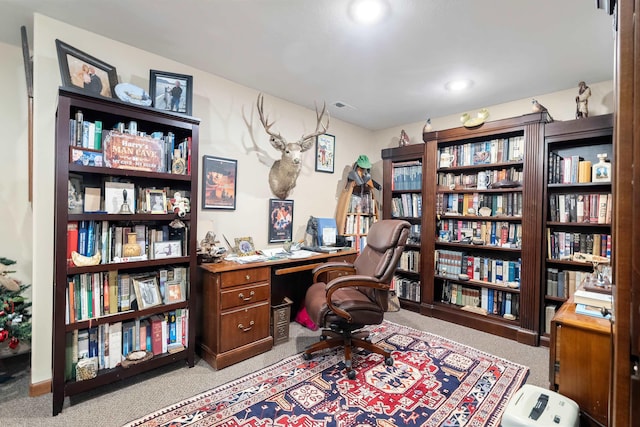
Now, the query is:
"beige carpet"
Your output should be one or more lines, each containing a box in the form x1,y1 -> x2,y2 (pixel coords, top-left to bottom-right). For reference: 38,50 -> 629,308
0,309 -> 549,426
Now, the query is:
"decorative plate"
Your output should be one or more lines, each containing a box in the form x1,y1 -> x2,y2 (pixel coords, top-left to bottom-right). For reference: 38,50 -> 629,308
115,83 -> 152,106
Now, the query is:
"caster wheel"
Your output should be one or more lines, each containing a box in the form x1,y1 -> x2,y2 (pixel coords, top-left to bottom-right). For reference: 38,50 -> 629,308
385,357 -> 394,366
320,335 -> 327,341
302,353 -> 312,360
347,370 -> 356,380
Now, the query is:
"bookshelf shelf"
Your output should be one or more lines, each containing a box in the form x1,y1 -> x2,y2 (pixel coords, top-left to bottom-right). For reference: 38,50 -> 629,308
336,180 -> 380,251
52,88 -> 199,415
541,114 -> 613,345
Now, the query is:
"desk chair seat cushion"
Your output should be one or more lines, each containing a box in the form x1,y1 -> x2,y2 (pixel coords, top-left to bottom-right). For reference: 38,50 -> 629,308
306,282 -> 385,327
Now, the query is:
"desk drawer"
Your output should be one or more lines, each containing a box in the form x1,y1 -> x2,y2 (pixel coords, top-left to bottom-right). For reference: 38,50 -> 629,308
220,282 -> 269,310
220,302 -> 270,352
220,267 -> 270,288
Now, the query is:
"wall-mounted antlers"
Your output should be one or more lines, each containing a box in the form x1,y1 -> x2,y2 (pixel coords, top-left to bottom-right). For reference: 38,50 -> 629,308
257,93 -> 330,199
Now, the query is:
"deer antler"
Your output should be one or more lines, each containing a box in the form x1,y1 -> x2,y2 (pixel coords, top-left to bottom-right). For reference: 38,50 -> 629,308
300,102 -> 330,150
256,93 -> 285,149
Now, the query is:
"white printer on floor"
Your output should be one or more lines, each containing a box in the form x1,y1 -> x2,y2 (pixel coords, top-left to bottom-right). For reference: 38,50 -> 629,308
501,384 -> 579,427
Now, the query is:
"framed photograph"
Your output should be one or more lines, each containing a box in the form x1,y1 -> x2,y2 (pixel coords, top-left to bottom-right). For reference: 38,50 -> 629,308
234,236 -> 256,256
55,39 -> 118,98
149,70 -> 193,115
103,181 -> 135,214
153,240 -> 182,259
315,133 -> 335,173
146,189 -> 167,214
165,280 -> 186,303
269,199 -> 294,243
202,155 -> 237,210
133,276 -> 162,310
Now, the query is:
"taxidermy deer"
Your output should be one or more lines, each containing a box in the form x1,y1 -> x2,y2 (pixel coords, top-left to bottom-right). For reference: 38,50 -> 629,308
257,93 -> 330,199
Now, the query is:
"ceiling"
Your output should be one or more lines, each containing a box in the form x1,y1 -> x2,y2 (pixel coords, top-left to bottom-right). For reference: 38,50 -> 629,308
0,0 -> 615,131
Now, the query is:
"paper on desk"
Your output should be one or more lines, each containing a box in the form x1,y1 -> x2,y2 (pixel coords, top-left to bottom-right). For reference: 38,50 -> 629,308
232,254 -> 268,264
289,249 -> 316,259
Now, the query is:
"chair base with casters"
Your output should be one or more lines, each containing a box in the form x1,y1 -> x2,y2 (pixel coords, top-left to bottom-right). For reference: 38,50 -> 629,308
302,219 -> 411,379
302,322 -> 394,380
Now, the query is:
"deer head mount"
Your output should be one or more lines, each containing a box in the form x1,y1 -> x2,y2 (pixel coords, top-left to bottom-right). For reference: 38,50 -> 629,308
257,93 -> 330,199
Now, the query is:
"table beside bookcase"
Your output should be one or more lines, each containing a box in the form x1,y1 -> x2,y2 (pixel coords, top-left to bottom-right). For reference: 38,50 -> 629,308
549,299 -> 611,426
198,250 -> 357,369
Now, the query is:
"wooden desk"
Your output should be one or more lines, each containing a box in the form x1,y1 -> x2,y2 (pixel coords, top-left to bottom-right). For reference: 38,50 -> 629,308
198,250 -> 357,369
549,300 -> 612,427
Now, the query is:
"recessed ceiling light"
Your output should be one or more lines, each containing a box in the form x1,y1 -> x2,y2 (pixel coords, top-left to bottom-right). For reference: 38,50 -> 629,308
445,79 -> 474,92
349,0 -> 388,25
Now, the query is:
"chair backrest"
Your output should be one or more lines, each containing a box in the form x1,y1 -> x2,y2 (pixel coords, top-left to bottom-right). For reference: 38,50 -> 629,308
353,219 -> 411,307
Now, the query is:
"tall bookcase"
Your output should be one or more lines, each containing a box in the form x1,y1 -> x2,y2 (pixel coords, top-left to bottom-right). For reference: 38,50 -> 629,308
52,87 -> 199,415
540,114 -> 613,346
335,180 -> 379,250
382,113 -> 549,345
381,144 -> 425,310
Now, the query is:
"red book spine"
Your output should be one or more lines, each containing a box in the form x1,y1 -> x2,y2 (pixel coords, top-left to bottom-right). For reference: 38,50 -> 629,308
67,221 -> 79,265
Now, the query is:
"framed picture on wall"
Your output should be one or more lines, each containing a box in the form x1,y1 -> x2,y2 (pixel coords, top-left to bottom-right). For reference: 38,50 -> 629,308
202,155 -> 237,210
55,39 -> 118,99
149,70 -> 193,115
269,199 -> 294,243
315,133 -> 335,173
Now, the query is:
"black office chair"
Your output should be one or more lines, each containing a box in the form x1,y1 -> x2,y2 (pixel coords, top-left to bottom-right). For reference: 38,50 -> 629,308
302,219 -> 411,379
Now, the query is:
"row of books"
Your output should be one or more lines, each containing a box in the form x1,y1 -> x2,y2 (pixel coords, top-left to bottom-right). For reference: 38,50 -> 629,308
545,268 -> 591,299
392,275 -> 420,302
441,281 -> 520,319
437,192 -> 523,217
438,135 -> 525,168
407,224 -> 421,245
548,153 -> 593,184
548,193 -> 611,224
343,214 -> 375,235
69,117 -> 103,150
438,219 -> 522,248
65,266 -> 188,323
397,250 -> 420,273
391,193 -> 422,218
437,167 -> 523,189
69,113 -> 190,176
67,220 -> 188,264
65,309 -> 189,381
348,191 -> 376,214
391,161 -> 422,191
546,230 -> 611,260
436,249 -> 521,286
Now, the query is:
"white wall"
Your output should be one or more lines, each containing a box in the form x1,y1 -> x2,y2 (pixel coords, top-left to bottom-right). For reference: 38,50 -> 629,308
6,12 -> 613,385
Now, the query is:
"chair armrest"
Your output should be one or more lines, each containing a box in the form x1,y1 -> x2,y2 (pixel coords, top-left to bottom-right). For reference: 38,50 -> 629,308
312,262 -> 356,282
324,275 -> 389,322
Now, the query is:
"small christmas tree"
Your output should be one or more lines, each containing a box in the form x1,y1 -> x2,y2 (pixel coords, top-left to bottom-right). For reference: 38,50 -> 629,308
0,257 -> 32,350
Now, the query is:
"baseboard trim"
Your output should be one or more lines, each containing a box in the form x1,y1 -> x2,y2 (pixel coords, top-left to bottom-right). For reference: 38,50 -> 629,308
29,378 -> 51,397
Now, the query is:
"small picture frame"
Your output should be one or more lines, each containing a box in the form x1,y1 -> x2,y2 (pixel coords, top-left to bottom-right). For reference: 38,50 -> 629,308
269,199 -> 294,243
146,189 -> 167,214
149,70 -> 193,115
153,240 -> 182,259
234,236 -> 256,256
315,133 -> 335,173
165,280 -> 186,303
133,276 -> 162,310
202,155 -> 237,210
55,39 -> 118,98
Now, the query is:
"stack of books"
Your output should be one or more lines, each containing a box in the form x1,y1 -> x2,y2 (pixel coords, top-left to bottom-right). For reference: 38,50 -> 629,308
573,279 -> 613,319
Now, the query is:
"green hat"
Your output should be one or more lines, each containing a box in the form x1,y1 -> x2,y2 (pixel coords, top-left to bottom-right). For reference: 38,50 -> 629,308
356,155 -> 371,169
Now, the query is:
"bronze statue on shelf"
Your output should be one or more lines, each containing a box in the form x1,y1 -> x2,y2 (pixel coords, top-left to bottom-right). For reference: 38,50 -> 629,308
575,81 -> 591,119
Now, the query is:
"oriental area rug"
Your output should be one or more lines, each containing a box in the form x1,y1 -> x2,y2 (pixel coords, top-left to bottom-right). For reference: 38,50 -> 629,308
124,321 -> 528,427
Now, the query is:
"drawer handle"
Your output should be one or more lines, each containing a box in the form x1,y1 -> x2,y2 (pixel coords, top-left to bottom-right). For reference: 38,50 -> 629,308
245,274 -> 251,281
238,290 -> 255,301
238,320 -> 255,332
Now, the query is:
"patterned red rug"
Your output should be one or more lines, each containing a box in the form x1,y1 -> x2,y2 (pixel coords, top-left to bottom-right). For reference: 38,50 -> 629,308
124,321 -> 528,427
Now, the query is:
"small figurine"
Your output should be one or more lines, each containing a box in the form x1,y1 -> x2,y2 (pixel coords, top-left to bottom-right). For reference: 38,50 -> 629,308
532,99 -> 554,121
576,81 -> 591,119
171,192 -> 190,218
423,118 -> 432,133
399,129 -> 410,146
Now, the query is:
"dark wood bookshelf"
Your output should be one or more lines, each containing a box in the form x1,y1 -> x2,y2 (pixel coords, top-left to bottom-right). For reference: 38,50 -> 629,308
52,88 -> 200,415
